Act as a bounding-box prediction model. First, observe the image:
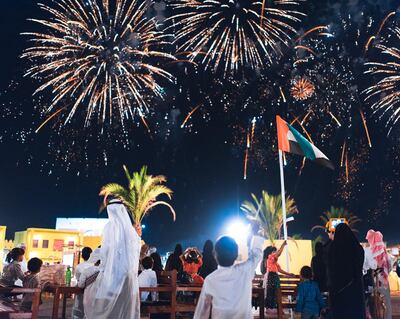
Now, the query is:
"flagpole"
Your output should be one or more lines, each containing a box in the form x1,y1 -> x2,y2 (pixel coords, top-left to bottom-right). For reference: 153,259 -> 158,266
278,149 -> 290,272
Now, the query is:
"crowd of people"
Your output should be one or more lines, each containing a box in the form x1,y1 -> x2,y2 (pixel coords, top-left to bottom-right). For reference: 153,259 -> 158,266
0,203 -> 397,319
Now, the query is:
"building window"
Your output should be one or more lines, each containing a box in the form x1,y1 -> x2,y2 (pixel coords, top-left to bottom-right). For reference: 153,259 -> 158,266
53,239 -> 64,252
32,240 -> 39,248
42,240 -> 49,249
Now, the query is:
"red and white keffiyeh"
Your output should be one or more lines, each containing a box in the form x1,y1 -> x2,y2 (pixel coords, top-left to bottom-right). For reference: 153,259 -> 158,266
366,229 -> 390,287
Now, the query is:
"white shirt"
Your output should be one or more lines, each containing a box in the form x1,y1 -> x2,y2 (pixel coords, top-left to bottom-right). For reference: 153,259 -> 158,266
138,269 -> 158,301
72,261 -> 93,319
194,236 -> 264,319
363,246 -> 377,274
75,261 -> 92,282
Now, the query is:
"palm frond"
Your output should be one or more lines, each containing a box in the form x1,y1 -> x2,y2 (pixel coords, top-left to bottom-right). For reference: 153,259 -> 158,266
100,165 -> 175,226
241,191 -> 297,243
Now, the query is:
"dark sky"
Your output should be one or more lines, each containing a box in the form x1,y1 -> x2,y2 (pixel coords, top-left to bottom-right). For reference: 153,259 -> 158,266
0,0 -> 399,252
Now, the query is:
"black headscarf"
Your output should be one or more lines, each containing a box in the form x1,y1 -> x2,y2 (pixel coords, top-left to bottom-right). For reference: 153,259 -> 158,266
311,242 -> 328,292
199,240 -> 217,278
328,223 -> 364,292
165,244 -> 183,272
150,252 -> 164,272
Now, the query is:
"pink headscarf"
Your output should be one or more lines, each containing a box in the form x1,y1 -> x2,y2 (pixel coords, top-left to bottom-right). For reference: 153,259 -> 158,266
366,229 -> 389,286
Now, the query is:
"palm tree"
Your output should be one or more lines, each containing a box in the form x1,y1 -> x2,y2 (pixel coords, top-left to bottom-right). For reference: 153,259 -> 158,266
311,206 -> 361,233
99,165 -> 176,227
241,191 -> 297,244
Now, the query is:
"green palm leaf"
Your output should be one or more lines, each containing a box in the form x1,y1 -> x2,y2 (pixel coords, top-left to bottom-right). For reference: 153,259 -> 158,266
99,165 -> 175,226
241,191 -> 297,244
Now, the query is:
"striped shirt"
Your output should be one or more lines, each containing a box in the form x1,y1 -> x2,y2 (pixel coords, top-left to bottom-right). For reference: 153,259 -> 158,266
21,273 -> 40,312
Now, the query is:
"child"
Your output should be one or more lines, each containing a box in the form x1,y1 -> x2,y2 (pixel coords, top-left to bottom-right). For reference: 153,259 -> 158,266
193,223 -> 264,319
180,247 -> 204,284
295,266 -> 326,319
0,248 -> 25,288
265,241 -> 296,313
72,247 -> 93,319
21,258 -> 43,312
138,257 -> 158,301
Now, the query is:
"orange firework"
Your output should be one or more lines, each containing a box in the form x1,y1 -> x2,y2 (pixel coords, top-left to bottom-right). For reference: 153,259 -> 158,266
290,77 -> 315,101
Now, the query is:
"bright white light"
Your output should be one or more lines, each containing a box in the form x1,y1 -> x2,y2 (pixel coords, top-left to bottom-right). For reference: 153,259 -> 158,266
226,219 -> 250,243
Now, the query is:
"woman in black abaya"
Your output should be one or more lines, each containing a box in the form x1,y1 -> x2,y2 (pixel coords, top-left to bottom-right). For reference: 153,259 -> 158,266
328,223 -> 366,319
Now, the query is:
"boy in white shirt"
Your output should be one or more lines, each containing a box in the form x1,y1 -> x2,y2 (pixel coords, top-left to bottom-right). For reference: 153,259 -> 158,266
138,256 -> 158,301
194,223 -> 264,319
72,247 -> 93,319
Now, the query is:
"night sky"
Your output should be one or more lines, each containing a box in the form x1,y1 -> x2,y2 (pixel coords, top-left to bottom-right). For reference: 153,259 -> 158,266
0,0 -> 399,253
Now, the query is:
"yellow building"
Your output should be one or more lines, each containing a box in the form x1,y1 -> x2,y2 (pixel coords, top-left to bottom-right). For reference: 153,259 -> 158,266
14,228 -> 83,264
0,226 -> 6,271
81,236 -> 102,250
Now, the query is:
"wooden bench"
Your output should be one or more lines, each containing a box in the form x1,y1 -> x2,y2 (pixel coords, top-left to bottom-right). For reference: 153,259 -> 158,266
0,288 -> 41,319
252,274 -> 265,319
140,270 -> 177,319
277,276 -> 300,319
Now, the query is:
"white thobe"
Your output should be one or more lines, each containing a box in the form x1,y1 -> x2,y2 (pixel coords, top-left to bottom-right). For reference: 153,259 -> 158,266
72,261 -> 93,319
194,236 -> 264,319
138,269 -> 158,301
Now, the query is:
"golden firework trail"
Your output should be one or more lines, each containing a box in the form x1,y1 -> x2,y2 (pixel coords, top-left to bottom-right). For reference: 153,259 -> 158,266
181,103 -> 202,128
377,11 -> 396,36
140,115 -> 151,133
35,107 -> 65,133
359,110 -> 372,147
364,36 -> 375,53
243,131 -> 250,180
340,141 -> 346,167
243,148 -> 249,180
279,86 -> 287,103
169,0 -> 305,73
250,117 -> 256,148
301,110 -> 312,125
294,118 -> 313,143
22,0 -> 176,128
296,26 -> 328,43
294,45 -> 317,56
345,151 -> 349,184
298,157 -> 306,176
364,26 -> 400,135
328,111 -> 342,127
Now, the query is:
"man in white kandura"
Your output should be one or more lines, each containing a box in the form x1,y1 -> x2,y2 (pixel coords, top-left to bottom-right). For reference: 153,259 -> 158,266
83,200 -> 141,319
194,223 -> 264,319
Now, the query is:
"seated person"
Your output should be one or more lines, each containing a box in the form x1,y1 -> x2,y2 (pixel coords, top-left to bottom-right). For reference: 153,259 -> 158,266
193,223 -> 264,319
21,258 -> 43,312
72,247 -> 93,319
0,248 -> 25,288
78,249 -> 101,289
138,257 -> 158,301
295,266 -> 326,319
180,248 -> 204,284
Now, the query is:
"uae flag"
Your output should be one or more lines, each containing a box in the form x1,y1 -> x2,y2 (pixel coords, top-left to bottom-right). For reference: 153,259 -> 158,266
276,115 -> 334,170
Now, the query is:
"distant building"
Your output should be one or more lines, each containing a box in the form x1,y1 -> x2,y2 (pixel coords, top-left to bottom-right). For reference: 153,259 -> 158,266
55,218 -> 108,236
0,226 -> 6,271
14,228 -> 82,265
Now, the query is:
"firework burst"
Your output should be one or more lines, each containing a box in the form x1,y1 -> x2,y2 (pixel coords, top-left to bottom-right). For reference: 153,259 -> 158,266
169,0 -> 305,74
22,0 -> 176,128
364,25 -> 400,135
290,77 -> 315,101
